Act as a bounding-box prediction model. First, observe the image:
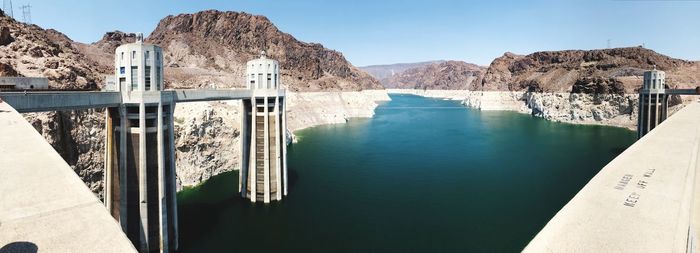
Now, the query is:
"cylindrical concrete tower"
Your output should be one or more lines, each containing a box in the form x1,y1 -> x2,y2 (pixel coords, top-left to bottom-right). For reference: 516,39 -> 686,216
637,67 -> 669,138
240,51 -> 288,203
104,33 -> 179,252
113,33 -> 164,95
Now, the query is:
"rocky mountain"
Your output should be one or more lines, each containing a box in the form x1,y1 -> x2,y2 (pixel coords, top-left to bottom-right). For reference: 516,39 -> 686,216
360,61 -> 444,86
382,61 -> 485,89
140,10 -> 381,91
74,31 -> 136,69
474,47 -> 700,94
0,11 -> 106,89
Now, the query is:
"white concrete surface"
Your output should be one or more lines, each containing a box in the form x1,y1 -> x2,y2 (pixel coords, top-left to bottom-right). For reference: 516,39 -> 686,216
0,101 -> 137,252
524,102 -> 700,252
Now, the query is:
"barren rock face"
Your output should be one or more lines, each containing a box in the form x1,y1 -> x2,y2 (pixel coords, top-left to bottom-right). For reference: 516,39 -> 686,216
22,110 -> 106,198
474,47 -> 700,93
383,61 -> 485,89
0,14 -> 105,90
173,102 -> 242,188
0,27 -> 13,46
145,10 -> 382,91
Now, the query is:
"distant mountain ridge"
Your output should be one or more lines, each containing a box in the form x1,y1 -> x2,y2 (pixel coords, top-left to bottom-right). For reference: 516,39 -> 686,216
360,61 -> 445,85
364,47 -> 700,93
380,61 -> 486,89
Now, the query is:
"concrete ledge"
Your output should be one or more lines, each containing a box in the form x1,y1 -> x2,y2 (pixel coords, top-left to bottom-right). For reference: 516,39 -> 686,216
524,102 -> 700,252
0,101 -> 136,252
0,91 -> 121,113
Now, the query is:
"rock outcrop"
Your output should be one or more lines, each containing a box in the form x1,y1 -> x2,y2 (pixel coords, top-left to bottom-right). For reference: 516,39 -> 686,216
0,12 -> 106,90
173,102 -> 241,188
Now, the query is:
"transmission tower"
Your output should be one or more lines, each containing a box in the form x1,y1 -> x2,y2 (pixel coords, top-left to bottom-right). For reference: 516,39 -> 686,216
2,0 -> 13,18
607,39 -> 611,49
20,4 -> 30,24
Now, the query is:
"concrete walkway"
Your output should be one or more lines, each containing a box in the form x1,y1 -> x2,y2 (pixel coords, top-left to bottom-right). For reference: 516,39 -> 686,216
0,101 -> 136,252
525,102 -> 700,252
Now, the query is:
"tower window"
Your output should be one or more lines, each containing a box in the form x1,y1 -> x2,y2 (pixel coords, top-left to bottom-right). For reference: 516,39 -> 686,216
120,52 -> 124,60
267,73 -> 272,89
132,51 -> 136,59
145,51 -> 150,61
258,73 -> 263,89
156,66 -> 161,90
119,67 -> 125,75
119,77 -> 126,90
145,66 -> 151,91
131,66 -> 138,90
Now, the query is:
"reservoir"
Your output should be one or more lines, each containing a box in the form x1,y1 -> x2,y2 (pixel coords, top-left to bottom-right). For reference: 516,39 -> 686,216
177,94 -> 636,252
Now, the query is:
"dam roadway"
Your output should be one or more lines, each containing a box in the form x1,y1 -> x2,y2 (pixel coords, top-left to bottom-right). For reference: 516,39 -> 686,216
0,101 -> 137,252
525,101 -> 700,252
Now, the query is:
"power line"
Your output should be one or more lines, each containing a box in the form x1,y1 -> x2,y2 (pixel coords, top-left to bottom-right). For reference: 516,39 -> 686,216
20,4 -> 29,24
2,0 -> 13,18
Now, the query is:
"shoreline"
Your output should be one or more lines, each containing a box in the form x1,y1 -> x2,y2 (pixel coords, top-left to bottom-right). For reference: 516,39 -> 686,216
173,89 -> 391,189
387,89 -> 641,131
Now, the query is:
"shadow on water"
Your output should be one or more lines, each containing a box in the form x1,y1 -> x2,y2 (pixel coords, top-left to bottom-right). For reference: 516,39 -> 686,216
287,168 -> 299,190
0,242 -> 38,253
178,168 -> 300,250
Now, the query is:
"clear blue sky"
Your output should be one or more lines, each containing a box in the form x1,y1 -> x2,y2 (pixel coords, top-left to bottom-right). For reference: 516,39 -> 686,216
9,0 -> 700,66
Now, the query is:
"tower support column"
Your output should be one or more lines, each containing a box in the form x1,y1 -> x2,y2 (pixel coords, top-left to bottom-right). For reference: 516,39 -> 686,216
156,102 -> 169,252
138,102 -> 149,252
264,96 -> 270,203
274,96 -> 282,201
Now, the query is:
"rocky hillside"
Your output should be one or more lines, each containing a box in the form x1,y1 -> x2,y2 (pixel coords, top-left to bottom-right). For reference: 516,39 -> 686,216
360,61 -> 444,86
141,10 -> 381,91
474,47 -> 700,94
0,11 -> 106,89
382,61 -> 485,89
74,31 -> 136,69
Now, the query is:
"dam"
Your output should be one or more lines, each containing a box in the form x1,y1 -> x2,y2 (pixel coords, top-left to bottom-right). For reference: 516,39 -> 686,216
1,38 -> 700,253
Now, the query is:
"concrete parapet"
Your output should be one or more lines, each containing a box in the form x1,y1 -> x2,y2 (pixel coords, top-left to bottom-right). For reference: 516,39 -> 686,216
0,101 -> 137,252
525,102 -> 700,252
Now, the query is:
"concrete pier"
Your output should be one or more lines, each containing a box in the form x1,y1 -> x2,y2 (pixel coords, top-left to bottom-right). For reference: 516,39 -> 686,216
104,103 -> 178,252
240,52 -> 288,203
637,68 -> 669,138
101,36 -> 178,252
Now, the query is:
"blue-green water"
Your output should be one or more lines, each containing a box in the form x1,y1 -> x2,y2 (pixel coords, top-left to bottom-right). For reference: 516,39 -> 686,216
177,94 -> 636,252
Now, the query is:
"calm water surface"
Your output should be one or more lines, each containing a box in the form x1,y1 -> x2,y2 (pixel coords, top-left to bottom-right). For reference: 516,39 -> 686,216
177,94 -> 636,252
